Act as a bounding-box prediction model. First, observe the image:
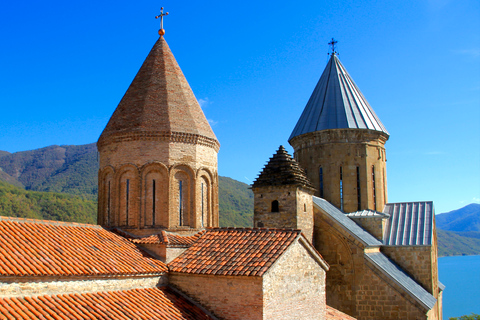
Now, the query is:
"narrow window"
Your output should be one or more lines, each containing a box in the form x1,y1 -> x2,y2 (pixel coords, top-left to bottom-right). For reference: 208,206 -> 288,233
126,179 -> 130,226
271,200 -> 279,212
372,166 -> 377,211
107,181 -> 111,225
152,179 -> 156,225
357,166 -> 361,211
201,182 -> 204,228
304,203 -> 307,212
383,168 -> 386,205
319,167 -> 324,198
179,180 -> 183,226
340,167 -> 344,211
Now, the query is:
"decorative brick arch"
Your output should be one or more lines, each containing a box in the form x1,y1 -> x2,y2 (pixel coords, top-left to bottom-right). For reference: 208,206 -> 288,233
196,168 -> 215,228
98,166 -> 115,226
170,164 -> 195,228
141,162 -> 169,228
115,164 -> 140,228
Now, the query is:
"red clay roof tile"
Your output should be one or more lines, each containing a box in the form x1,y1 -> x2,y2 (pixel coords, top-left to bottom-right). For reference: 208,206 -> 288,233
168,227 -> 302,277
0,287 -> 213,320
0,216 -> 167,277
115,228 -> 205,246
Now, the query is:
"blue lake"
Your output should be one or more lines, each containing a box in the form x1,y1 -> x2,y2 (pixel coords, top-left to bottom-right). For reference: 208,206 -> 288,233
439,255 -> 480,319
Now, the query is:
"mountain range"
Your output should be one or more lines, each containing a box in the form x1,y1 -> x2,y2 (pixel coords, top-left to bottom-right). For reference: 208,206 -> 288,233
0,143 -> 479,256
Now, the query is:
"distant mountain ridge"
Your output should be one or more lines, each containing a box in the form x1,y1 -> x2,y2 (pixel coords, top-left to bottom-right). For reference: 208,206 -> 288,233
436,203 -> 480,232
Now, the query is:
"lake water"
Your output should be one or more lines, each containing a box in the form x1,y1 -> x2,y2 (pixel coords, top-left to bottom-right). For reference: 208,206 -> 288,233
439,255 -> 480,319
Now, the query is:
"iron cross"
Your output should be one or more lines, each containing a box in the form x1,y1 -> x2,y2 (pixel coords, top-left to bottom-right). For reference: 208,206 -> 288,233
155,7 -> 169,30
328,38 -> 338,55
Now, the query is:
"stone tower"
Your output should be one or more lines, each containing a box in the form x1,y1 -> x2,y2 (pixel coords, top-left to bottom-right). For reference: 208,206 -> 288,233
251,146 -> 316,242
97,33 -> 220,235
289,53 -> 389,213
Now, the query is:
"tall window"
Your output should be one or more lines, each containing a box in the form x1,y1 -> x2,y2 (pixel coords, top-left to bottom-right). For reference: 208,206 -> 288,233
152,179 -> 156,225
201,182 -> 204,228
383,168 -> 386,205
340,167 -> 344,211
126,179 -> 130,225
319,167 -> 324,198
372,166 -> 376,211
107,181 -> 111,225
356,166 -> 361,211
179,180 -> 183,226
271,200 -> 279,212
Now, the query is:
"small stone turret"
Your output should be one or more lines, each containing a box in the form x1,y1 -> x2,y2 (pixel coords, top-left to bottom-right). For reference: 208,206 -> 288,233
251,146 -> 316,242
97,34 -> 219,235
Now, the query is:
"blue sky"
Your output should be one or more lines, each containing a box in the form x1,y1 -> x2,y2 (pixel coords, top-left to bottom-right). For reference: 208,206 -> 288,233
1,0 -> 479,214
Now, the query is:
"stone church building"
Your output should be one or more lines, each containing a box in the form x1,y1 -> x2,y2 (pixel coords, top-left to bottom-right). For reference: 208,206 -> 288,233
0,22 -> 442,320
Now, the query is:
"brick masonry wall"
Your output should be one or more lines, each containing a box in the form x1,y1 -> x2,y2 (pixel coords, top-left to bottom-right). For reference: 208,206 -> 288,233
0,275 -> 166,298
263,240 -> 326,320
169,273 -> 263,320
314,206 -> 433,320
253,186 -> 314,242
98,139 -> 219,235
350,217 -> 386,241
290,129 -> 388,212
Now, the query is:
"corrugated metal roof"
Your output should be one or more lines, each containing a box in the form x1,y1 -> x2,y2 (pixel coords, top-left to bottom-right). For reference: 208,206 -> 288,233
346,210 -> 390,218
383,202 -> 434,246
365,252 -> 437,310
313,197 -> 382,247
289,54 -> 389,141
438,281 -> 446,291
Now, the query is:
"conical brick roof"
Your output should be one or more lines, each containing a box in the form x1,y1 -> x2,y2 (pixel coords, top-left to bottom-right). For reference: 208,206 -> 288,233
98,36 -> 218,149
252,146 -> 315,191
289,54 -> 388,141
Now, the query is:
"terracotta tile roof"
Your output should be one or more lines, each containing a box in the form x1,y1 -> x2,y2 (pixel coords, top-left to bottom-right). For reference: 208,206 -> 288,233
0,287 -> 214,319
116,229 -> 204,247
326,306 -> 357,319
169,227 -> 302,276
0,216 -> 167,277
252,146 -> 315,191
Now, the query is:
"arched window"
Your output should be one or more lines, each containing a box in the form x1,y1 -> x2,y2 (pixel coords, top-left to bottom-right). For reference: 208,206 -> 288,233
271,200 -> 279,212
372,165 -> 377,211
319,167 -> 324,198
357,166 -> 361,211
340,166 -> 344,211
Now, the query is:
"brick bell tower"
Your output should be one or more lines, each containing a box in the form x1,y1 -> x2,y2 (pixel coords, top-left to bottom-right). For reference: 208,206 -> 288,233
289,42 -> 389,213
251,146 -> 316,242
97,20 -> 220,235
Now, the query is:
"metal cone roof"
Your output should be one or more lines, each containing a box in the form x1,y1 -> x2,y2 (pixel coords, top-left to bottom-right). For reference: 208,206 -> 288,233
289,54 -> 388,141
98,36 -> 218,148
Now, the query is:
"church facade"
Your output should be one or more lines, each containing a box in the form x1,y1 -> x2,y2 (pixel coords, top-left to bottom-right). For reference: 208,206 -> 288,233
0,22 -> 442,320
252,48 -> 443,319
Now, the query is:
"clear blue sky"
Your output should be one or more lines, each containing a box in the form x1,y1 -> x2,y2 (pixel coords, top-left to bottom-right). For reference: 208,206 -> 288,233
1,1 -> 479,214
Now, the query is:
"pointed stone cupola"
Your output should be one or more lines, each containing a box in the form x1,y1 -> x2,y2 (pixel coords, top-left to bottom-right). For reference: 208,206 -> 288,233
97,32 -> 219,235
252,146 -> 316,242
289,50 -> 389,214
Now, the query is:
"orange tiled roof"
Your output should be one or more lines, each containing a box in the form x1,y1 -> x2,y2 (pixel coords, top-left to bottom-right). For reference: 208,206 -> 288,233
116,229 -> 204,246
326,306 -> 357,319
0,287 -> 214,319
169,227 -> 302,276
0,216 -> 167,277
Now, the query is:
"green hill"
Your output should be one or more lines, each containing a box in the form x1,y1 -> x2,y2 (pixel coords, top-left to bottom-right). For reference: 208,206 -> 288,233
437,229 -> 480,256
0,180 -> 96,224
218,176 -> 253,227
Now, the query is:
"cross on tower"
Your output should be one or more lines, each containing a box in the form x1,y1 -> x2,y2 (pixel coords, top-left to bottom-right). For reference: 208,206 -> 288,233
328,38 -> 338,56
155,7 -> 169,36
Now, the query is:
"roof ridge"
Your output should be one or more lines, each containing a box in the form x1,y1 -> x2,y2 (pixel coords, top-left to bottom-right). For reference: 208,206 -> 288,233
0,216 -> 102,228
205,227 -> 302,233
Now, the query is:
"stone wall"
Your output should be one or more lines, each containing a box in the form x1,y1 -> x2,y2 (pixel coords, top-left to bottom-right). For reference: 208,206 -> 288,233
263,239 -> 326,319
97,139 -> 219,235
314,206 -> 434,320
0,275 -> 166,298
169,273 -> 263,320
350,216 -> 387,241
290,129 -> 388,212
